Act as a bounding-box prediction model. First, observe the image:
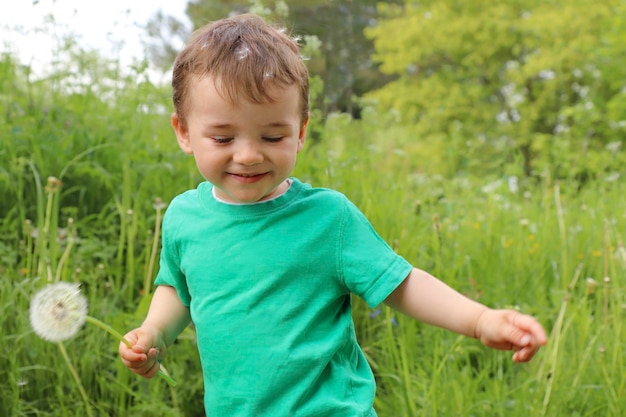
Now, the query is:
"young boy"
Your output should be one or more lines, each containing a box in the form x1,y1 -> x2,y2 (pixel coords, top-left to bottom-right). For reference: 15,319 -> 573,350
119,13 -> 547,416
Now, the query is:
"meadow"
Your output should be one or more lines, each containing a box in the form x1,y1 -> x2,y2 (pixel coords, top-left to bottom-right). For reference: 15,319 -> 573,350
1,45 -> 625,417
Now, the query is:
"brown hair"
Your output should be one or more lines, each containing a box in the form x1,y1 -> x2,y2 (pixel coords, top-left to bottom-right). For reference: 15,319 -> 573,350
172,13 -> 310,127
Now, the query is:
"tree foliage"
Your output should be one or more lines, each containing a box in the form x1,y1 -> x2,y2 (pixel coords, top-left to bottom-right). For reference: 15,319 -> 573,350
285,0 -> 403,115
366,0 -> 626,180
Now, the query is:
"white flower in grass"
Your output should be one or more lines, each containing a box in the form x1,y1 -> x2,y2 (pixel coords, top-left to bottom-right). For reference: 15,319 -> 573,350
30,282 -> 88,342
30,282 -> 178,386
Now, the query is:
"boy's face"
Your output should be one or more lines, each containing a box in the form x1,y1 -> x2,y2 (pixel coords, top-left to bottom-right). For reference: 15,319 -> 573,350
172,76 -> 308,204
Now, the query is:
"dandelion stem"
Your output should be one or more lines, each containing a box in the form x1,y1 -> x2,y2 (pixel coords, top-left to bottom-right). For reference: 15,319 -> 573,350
43,188 -> 54,242
57,342 -> 95,417
84,316 -> 177,386
85,316 -> 132,347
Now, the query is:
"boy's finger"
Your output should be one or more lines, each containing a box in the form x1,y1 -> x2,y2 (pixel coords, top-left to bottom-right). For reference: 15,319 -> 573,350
501,319 -> 531,347
121,331 -> 139,346
121,348 -> 148,364
513,344 -> 540,362
512,313 -> 548,345
131,332 -> 155,354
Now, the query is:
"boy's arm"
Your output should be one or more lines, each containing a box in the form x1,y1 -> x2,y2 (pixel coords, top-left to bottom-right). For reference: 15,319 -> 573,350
143,285 -> 192,346
384,268 -> 547,362
119,285 -> 191,378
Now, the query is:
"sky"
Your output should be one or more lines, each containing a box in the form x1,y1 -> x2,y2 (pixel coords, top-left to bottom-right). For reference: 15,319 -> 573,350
0,0 -> 189,79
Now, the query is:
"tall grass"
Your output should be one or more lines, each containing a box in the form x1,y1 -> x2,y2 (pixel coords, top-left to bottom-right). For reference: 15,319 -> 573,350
302,122 -> 626,416
1,45 -> 625,416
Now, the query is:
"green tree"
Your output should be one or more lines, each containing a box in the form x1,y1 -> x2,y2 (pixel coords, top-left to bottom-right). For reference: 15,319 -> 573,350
366,0 -> 626,181
286,0 -> 403,116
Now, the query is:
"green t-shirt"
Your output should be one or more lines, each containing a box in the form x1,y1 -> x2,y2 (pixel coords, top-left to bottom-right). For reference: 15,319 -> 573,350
155,178 -> 413,416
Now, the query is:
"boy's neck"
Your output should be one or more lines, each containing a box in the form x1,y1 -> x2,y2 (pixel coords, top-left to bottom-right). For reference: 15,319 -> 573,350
212,179 -> 293,205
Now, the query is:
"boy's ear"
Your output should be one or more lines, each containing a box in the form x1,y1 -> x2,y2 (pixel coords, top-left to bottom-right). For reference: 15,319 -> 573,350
171,113 -> 193,154
297,113 -> 310,152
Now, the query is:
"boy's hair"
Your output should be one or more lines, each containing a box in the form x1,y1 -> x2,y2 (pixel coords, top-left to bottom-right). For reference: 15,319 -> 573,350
172,13 -> 310,126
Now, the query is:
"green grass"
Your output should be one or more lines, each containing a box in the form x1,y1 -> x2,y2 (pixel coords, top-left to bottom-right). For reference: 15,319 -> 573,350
1,47 -> 625,416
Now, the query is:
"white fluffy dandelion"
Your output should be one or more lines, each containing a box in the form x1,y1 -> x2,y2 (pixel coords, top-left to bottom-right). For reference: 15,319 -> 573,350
29,282 -> 178,386
30,282 -> 88,342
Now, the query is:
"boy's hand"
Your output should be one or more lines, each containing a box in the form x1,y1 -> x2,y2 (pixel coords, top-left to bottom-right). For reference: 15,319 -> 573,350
474,309 -> 547,362
119,326 -> 166,378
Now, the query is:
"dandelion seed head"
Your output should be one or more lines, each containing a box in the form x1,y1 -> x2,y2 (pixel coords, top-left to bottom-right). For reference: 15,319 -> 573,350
29,282 -> 88,342
45,176 -> 62,193
153,198 -> 167,210
585,277 -> 598,295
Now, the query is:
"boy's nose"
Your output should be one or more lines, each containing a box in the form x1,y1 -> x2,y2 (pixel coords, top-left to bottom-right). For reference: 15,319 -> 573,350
233,140 -> 263,165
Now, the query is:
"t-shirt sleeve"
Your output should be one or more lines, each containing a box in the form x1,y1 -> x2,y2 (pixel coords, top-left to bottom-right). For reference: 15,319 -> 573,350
337,199 -> 413,308
154,205 -> 192,307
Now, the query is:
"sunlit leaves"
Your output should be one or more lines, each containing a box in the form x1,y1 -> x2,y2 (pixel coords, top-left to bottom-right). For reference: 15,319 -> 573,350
367,0 -> 626,180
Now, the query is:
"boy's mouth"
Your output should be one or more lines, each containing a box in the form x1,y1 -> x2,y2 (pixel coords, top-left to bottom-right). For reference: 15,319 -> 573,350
229,172 -> 267,183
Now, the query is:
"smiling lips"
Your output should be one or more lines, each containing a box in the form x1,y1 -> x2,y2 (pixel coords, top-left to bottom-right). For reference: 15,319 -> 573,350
228,172 -> 267,183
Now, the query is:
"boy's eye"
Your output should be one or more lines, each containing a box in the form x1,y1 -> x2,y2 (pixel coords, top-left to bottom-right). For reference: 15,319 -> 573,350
212,137 -> 233,144
262,136 -> 284,143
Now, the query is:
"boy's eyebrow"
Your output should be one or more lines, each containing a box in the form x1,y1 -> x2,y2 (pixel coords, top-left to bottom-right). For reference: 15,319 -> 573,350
264,121 -> 293,128
202,121 -> 293,129
202,122 -> 232,129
